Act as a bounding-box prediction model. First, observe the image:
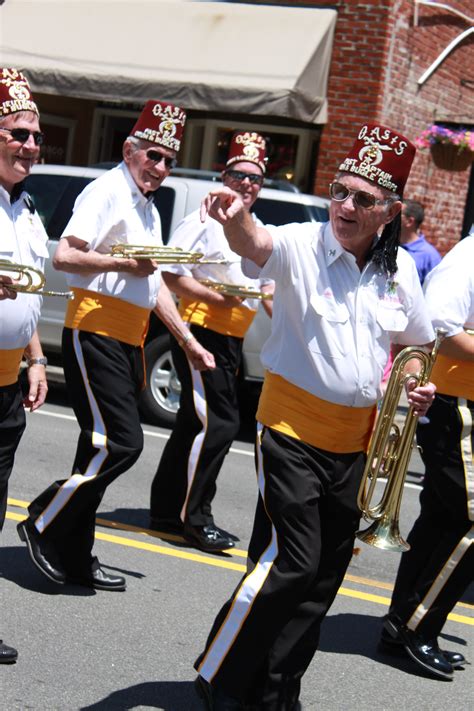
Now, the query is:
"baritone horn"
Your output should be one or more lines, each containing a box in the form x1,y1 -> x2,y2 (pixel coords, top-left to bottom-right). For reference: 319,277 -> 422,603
198,279 -> 273,301
110,244 -> 228,264
356,328 -> 446,552
0,260 -> 74,299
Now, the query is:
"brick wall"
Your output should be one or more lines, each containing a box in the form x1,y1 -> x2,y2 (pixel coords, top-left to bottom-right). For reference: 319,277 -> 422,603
247,0 -> 474,252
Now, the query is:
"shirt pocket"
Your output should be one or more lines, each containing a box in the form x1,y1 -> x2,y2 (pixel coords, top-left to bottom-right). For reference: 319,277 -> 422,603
306,293 -> 350,359
376,300 -> 408,333
29,233 -> 50,260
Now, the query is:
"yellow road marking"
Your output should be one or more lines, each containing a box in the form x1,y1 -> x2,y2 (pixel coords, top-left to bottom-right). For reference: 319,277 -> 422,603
7,500 -> 474,625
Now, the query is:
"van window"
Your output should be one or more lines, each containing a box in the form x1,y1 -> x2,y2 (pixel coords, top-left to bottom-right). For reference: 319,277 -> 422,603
253,198 -> 328,226
25,175 -> 94,241
153,186 -> 176,244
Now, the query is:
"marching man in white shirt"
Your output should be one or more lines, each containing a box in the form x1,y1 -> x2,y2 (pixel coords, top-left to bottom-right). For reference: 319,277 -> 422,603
17,100 -> 215,593
0,68 -> 49,664
150,131 -> 273,552
382,233 -> 473,679
194,124 -> 437,710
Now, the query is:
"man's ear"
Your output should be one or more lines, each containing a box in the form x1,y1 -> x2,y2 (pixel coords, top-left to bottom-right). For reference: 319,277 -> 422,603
385,199 -> 402,225
123,140 -> 133,164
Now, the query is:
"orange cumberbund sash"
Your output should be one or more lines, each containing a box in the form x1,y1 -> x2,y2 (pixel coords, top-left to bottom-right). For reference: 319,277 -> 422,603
179,298 -> 256,338
257,372 -> 377,453
431,354 -> 474,400
0,347 -> 24,386
65,288 -> 150,346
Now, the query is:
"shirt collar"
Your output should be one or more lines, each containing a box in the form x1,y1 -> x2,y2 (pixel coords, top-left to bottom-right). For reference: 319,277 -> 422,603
322,222 -> 381,269
322,222 -> 345,266
0,181 -> 32,210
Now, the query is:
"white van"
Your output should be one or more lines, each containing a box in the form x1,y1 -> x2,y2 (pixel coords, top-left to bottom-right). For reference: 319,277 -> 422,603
24,164 -> 330,426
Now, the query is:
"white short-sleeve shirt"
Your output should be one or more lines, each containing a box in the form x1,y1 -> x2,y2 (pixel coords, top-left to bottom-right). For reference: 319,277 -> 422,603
423,234 -> 474,336
62,163 -> 162,309
243,221 -> 435,407
0,184 -> 49,349
165,209 -> 272,310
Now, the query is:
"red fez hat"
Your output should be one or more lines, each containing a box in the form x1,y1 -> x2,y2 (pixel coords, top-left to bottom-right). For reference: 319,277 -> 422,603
338,123 -> 416,194
226,131 -> 267,173
0,68 -> 39,118
130,100 -> 186,152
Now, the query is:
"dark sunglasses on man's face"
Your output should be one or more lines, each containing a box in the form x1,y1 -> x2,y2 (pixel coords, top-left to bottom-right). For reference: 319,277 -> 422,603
329,181 -> 392,210
145,149 -> 177,170
225,169 -> 264,186
0,127 -> 45,146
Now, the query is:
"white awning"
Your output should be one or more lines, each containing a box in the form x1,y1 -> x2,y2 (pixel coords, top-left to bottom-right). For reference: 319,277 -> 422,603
0,0 -> 337,124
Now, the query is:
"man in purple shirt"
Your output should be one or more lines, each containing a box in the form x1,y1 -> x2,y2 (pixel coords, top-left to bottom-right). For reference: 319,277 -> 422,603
400,199 -> 441,284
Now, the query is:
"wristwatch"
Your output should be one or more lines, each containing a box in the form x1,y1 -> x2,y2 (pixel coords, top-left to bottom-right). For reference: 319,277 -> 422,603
27,356 -> 48,367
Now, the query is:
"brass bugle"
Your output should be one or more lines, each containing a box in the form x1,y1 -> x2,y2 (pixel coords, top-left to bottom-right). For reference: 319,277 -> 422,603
199,279 -> 273,300
356,328 -> 446,553
0,260 -> 74,299
110,244 -> 229,264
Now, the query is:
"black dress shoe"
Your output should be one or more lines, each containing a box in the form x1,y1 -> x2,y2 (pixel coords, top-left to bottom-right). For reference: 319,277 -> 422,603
149,517 -> 184,535
66,558 -> 126,591
184,523 -> 235,553
213,525 -> 240,542
383,616 -> 453,679
194,675 -> 243,710
17,519 -> 66,584
380,616 -> 466,668
0,640 -> 18,664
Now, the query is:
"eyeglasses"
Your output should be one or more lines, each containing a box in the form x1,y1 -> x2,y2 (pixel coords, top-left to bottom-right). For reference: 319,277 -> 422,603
145,149 -> 177,170
225,170 -> 264,186
0,127 -> 45,146
329,181 -> 393,210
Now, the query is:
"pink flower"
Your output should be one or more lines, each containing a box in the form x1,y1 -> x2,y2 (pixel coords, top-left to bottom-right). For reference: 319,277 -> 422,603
415,125 -> 474,153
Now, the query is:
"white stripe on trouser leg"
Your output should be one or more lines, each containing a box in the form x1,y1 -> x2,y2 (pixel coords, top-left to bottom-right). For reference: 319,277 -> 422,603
457,398 -> 474,521
407,526 -> 474,631
199,423 -> 278,682
35,330 -> 108,533
180,363 -> 207,521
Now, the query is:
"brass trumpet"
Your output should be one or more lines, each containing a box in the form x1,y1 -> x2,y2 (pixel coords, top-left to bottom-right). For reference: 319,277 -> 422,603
110,244 -> 228,265
356,328 -> 446,552
0,260 -> 74,299
199,279 -> 273,300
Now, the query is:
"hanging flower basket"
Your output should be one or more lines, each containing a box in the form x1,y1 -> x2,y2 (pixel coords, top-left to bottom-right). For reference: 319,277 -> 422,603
415,125 -> 474,172
430,143 -> 474,172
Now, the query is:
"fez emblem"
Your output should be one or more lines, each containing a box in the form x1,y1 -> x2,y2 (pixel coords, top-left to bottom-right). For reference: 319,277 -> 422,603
9,83 -> 31,101
159,119 -> 177,138
243,144 -> 260,161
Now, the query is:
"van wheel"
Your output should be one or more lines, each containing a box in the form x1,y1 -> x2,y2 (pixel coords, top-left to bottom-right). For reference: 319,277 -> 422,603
139,335 -> 180,427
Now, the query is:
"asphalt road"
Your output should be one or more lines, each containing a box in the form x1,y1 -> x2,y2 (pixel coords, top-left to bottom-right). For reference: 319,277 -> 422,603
1,386 -> 473,710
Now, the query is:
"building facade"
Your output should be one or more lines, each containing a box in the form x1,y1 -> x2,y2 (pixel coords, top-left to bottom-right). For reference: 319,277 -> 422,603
2,0 -> 472,251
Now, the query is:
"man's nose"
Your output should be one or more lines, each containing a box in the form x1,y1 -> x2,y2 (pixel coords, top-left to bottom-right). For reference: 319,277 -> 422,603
22,134 -> 38,151
341,194 -> 356,210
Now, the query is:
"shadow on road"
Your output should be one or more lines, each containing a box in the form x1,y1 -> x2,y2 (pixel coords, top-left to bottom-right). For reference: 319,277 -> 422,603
0,545 -> 94,596
79,679 -> 201,710
320,611 -> 470,679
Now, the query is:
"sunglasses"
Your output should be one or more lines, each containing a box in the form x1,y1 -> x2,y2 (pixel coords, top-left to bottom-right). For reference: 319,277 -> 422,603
225,170 -> 264,186
145,149 -> 177,170
329,181 -> 393,210
0,127 -> 45,146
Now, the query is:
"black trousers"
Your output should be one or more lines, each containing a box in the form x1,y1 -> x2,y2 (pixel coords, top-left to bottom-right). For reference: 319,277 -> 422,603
195,426 -> 365,709
150,324 -> 242,527
390,394 -> 474,639
27,328 -> 144,575
0,381 -> 26,531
